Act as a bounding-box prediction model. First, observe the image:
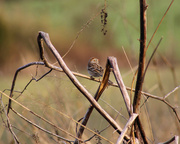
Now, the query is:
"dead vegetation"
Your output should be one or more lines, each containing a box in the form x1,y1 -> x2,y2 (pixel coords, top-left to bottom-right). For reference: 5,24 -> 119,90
0,0 -> 179,144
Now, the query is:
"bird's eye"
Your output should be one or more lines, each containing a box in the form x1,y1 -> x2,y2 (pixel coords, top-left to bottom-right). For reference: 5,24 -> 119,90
91,58 -> 98,63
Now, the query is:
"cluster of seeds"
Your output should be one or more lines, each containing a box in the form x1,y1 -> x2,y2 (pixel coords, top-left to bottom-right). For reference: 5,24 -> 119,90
100,8 -> 108,35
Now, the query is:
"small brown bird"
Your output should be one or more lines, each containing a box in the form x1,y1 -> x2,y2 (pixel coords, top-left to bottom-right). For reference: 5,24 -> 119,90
87,57 -> 104,78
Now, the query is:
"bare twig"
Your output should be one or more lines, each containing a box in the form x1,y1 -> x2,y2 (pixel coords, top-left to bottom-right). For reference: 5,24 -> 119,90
0,95 -> 19,143
16,69 -> 52,100
133,0 -> 147,115
160,54 -> 178,101
6,58 -> 179,126
100,99 -> 128,121
142,86 -> 180,122
62,11 -> 100,59
4,90 -> 114,143
143,37 -> 163,81
11,108 -> 74,143
146,0 -> 174,50
163,86 -> 180,99
116,113 -> 138,144
122,46 -> 134,73
2,91 -> 81,142
108,57 -> 132,116
74,57 -> 112,143
84,108 -> 124,143
7,62 -> 44,114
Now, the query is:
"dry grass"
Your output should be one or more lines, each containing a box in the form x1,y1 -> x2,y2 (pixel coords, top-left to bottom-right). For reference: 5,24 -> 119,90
0,65 -> 179,143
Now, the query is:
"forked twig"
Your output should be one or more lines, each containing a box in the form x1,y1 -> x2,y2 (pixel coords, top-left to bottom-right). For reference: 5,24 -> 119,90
132,1 -> 174,142
142,86 -> 180,122
7,62 -> 44,114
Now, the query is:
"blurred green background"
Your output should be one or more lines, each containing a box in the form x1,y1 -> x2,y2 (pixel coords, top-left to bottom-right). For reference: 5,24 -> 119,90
0,0 -> 180,72
0,0 -> 180,144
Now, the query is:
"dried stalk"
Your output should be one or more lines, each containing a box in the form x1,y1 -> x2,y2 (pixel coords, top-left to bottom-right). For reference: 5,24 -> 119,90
2,90 -> 113,143
108,57 -> 132,116
74,58 -> 112,144
133,0 -> 148,143
116,113 -> 138,144
0,96 -> 19,143
146,0 -> 174,50
37,31 -> 129,140
143,37 -> 163,81
2,91 -> 80,142
75,56 -> 134,143
133,0 -> 147,117
11,108 -> 74,143
7,62 -> 44,114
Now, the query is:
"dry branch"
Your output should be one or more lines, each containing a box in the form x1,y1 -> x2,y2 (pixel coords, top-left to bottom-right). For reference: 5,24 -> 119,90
108,57 -> 132,116
75,56 -> 137,143
116,113 -> 138,144
37,31 -> 130,140
2,90 -> 113,143
133,0 -> 147,116
74,58 -> 112,143
11,108 -> 74,143
2,91 -> 80,142
0,95 -> 19,143
146,0 -> 174,50
7,62 -> 44,114
34,61 -> 180,120
133,0 -> 148,143
6,55 -> 178,119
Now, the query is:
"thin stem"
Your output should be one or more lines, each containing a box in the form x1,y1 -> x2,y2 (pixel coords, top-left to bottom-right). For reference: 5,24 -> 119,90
133,0 -> 148,143
7,62 -> 44,114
